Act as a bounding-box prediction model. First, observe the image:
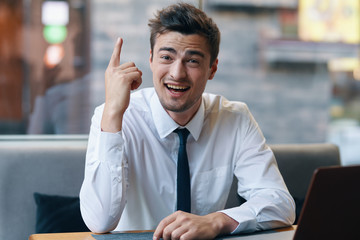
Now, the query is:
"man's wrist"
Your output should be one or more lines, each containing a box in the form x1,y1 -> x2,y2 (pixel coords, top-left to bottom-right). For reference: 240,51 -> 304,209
210,212 -> 239,236
101,105 -> 124,133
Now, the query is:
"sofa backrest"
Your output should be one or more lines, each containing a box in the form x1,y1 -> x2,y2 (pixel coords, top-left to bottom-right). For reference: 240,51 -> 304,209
0,136 -> 340,240
0,135 -> 88,240
273,143 -> 341,201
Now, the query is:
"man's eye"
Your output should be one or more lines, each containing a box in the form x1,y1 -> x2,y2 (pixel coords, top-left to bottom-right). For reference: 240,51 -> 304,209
188,59 -> 200,65
161,55 -> 171,60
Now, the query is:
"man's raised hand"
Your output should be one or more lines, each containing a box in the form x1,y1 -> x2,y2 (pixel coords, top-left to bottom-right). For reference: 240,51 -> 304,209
101,37 -> 142,132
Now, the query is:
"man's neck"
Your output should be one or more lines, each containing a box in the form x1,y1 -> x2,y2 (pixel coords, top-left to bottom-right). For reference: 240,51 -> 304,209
166,100 -> 202,126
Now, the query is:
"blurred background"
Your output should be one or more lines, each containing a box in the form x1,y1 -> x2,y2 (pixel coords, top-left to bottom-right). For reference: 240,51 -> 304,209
0,0 -> 359,165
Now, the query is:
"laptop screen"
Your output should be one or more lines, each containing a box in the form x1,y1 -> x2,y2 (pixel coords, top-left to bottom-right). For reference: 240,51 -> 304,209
293,165 -> 360,240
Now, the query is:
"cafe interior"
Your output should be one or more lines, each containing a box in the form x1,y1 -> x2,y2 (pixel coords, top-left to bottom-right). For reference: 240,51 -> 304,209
0,0 -> 359,239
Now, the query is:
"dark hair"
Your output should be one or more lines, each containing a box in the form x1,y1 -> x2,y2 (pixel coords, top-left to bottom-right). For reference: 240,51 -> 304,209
148,3 -> 220,66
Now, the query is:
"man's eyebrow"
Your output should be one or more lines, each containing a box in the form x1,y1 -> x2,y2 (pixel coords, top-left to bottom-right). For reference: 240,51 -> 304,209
158,47 -> 176,54
186,50 -> 205,58
158,47 -> 205,58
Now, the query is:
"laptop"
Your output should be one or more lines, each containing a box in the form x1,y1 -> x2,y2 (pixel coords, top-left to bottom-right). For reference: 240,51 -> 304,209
217,165 -> 360,240
293,164 -> 360,240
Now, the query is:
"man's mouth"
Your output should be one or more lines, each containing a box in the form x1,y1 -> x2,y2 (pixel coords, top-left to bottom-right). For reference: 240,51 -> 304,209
165,84 -> 190,92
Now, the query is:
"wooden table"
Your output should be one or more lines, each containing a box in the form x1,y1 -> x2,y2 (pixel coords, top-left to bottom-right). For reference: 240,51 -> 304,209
29,230 -> 154,240
29,227 -> 296,240
29,232 -> 97,240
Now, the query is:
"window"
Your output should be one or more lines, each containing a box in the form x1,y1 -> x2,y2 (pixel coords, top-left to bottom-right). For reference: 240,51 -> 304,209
1,0 -> 359,165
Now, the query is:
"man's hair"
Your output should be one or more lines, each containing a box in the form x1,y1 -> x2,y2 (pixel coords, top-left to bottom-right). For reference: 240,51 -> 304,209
148,3 -> 220,66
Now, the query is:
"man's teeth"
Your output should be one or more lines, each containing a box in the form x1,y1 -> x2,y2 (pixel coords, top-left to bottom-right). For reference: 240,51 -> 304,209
166,84 -> 188,90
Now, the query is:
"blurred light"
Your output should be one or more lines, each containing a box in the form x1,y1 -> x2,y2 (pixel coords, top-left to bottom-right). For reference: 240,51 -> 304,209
43,25 -> 67,44
298,0 -> 360,43
354,67 -> 360,80
43,44 -> 64,68
42,1 -> 69,25
328,58 -> 359,72
330,105 -> 345,118
42,1 -> 69,44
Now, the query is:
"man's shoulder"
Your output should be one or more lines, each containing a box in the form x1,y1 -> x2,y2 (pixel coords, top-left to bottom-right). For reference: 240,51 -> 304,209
202,92 -> 250,115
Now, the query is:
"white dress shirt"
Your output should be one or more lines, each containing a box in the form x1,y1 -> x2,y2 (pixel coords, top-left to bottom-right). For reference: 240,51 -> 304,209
80,87 -> 295,234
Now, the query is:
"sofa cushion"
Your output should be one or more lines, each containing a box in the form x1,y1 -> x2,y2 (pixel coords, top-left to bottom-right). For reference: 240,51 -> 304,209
34,192 -> 89,233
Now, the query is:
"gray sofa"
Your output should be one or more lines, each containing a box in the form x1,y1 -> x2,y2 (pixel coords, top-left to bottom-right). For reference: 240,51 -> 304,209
0,136 -> 340,240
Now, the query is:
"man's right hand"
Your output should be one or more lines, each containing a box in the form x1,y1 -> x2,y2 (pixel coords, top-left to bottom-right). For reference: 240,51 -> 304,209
101,37 -> 143,132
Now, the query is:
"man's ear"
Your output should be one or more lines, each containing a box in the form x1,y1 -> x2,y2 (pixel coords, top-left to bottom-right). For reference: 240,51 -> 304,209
149,49 -> 153,70
208,58 -> 218,80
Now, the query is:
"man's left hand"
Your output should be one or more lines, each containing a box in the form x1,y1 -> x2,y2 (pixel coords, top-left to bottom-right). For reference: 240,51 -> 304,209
153,211 -> 238,240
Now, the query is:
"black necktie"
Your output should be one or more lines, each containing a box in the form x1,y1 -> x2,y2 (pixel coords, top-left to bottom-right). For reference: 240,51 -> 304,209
174,128 -> 191,212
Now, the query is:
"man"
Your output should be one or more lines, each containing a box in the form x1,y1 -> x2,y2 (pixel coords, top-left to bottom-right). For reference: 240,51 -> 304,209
80,3 -> 295,240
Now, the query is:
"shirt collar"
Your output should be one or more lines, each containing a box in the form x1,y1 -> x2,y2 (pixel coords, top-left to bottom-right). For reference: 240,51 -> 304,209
150,92 -> 204,141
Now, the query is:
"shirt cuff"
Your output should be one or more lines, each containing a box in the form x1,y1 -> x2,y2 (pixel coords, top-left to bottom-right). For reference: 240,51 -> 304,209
219,205 -> 258,234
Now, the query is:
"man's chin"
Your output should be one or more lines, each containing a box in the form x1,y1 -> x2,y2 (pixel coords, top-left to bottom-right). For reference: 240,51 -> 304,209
163,104 -> 189,113
159,99 -> 189,113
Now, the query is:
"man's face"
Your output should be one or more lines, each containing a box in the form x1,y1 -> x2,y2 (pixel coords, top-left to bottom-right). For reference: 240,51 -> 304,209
150,32 -> 217,120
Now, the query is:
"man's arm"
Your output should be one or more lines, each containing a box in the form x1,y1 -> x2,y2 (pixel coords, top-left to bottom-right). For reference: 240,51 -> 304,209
80,107 -> 128,233
79,38 -> 142,233
219,109 -> 295,234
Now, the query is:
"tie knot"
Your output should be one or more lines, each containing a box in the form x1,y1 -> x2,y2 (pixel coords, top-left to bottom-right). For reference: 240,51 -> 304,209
174,128 -> 190,145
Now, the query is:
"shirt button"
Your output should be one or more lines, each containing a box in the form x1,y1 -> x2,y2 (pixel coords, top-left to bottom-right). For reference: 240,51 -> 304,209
115,177 -> 121,183
117,146 -> 123,151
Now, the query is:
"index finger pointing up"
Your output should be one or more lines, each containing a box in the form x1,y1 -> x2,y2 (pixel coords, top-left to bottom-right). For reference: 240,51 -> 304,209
109,37 -> 123,67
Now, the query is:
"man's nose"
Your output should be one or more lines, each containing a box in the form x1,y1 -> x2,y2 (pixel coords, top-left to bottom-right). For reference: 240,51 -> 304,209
169,60 -> 187,80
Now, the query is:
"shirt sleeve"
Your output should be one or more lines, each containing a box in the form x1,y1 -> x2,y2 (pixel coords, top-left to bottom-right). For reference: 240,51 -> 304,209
79,105 -> 129,233
220,105 -> 295,234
